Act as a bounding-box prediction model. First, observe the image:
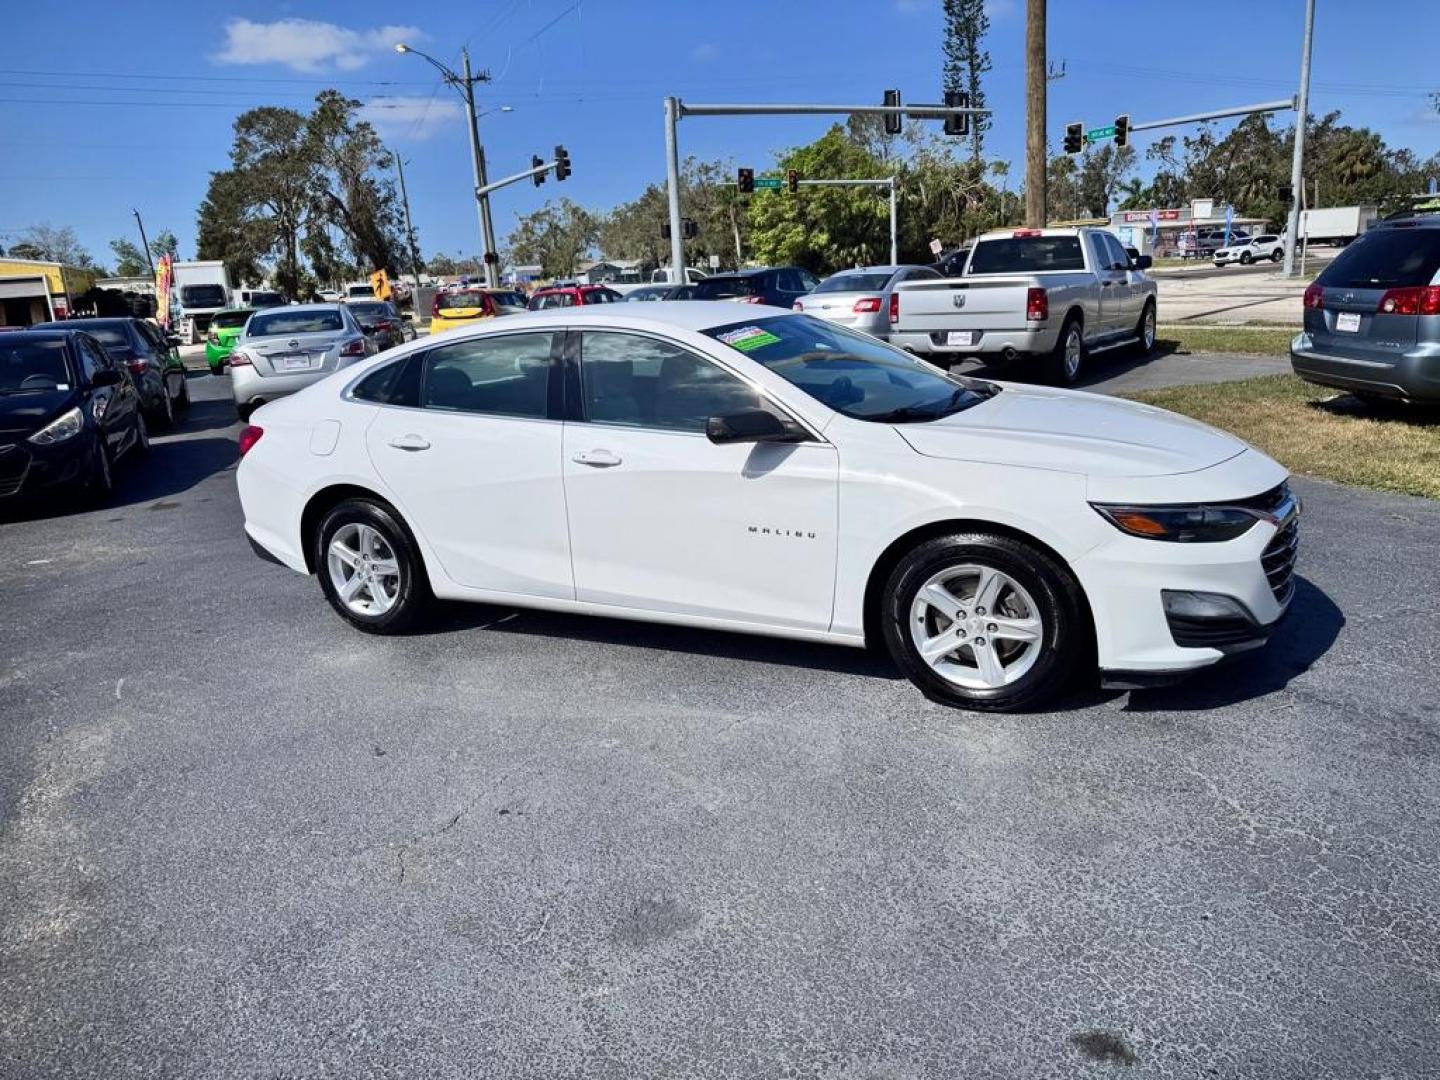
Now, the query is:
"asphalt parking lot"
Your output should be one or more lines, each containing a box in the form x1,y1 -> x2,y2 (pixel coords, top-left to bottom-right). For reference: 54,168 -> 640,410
3,369 -> 1438,1078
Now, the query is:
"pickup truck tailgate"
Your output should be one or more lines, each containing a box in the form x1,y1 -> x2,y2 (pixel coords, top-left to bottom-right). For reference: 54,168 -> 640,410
893,276 -> 1038,332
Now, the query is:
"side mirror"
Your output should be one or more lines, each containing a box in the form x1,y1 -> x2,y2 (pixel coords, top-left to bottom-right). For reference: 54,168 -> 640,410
705,409 -> 808,445
90,369 -> 122,388
1132,255 -> 1153,271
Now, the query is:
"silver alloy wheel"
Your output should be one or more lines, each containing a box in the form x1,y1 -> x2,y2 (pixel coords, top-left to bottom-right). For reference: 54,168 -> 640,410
1063,326 -> 1082,381
908,564 -> 1044,690
1142,305 -> 1156,351
327,523 -> 401,616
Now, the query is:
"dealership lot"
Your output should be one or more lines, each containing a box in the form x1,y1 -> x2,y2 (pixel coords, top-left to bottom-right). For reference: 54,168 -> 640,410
2,372 -> 1438,1076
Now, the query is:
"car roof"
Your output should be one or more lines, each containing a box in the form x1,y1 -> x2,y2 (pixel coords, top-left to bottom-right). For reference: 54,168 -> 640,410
0,327 -> 82,340
255,302 -> 345,313
36,316 -> 134,326
461,301 -> 794,334
1372,215 -> 1440,230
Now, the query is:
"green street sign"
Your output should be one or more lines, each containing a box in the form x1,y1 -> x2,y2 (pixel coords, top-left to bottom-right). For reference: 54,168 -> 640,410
1086,125 -> 1116,143
753,176 -> 784,190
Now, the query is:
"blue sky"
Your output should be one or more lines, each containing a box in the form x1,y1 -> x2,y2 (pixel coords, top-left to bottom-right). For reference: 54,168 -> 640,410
1,0 -> 1436,269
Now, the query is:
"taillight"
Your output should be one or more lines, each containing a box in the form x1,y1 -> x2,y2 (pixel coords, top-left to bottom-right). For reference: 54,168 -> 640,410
793,300 -> 804,311
207,332 -> 220,346
740,296 -> 764,304
852,296 -> 882,313
1012,229 -> 1043,238
889,292 -> 899,324
126,359 -> 148,377
1025,287 -> 1048,322
340,338 -> 366,357
1377,286 -> 1440,316
1302,284 -> 1324,310
228,351 -> 252,366
237,425 -> 263,457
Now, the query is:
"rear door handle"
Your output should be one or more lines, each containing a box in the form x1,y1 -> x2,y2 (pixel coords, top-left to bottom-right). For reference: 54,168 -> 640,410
572,449 -> 622,467
388,434 -> 431,452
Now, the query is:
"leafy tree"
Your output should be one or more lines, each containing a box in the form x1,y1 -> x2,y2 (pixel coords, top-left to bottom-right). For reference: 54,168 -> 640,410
505,199 -> 598,278
12,223 -> 97,267
600,157 -> 748,272
1045,155 -> 1081,221
150,230 -> 179,261
197,168 -> 265,287
1077,143 -> 1136,217
941,0 -> 991,163
109,238 -> 149,276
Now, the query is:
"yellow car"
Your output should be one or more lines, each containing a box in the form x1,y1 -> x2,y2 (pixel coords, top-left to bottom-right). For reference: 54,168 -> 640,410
428,287 -> 529,334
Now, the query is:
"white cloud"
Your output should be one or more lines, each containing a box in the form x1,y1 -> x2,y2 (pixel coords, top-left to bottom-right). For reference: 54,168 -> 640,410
211,18 -> 423,72
986,0 -> 1017,17
357,96 -> 464,141
692,43 -> 720,63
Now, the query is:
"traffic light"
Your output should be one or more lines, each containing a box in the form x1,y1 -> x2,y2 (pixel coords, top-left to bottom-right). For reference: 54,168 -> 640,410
661,219 -> 671,240
1064,121 -> 1084,156
1114,114 -> 1130,148
944,90 -> 970,137
554,145 -> 571,182
883,88 -> 902,135
1278,183 -> 1294,203
737,167 -> 754,194
786,169 -> 799,194
682,218 -> 698,240
531,155 -> 545,186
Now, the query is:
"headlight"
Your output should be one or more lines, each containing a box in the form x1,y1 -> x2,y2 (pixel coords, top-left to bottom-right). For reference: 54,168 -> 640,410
1091,502 -> 1259,543
28,406 -> 85,446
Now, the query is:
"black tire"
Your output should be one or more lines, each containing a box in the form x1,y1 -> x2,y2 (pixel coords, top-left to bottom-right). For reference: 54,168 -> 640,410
1132,300 -> 1157,357
1240,251 -> 1253,265
1044,315 -> 1084,386
880,532 -> 1085,712
133,412 -> 150,454
88,439 -> 114,501
153,384 -> 175,429
315,499 -> 432,635
177,374 -> 191,409
1271,248 -> 1284,263
236,402 -> 255,423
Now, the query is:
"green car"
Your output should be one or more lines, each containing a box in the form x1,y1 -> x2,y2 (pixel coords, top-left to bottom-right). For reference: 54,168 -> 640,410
205,308 -> 255,373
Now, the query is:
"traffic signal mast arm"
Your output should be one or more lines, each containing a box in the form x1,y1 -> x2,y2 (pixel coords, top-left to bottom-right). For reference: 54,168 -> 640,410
477,147 -> 571,199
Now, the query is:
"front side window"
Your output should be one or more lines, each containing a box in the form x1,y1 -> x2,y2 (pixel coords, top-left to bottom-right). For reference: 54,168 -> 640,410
421,333 -> 555,418
579,331 -> 763,432
703,315 -> 997,423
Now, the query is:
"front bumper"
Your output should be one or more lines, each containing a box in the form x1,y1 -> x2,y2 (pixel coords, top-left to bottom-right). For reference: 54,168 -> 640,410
888,324 -> 1059,358
0,431 -> 95,500
1291,335 -> 1440,402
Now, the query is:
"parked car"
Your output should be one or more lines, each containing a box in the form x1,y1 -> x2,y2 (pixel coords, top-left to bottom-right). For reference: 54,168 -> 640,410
651,267 -> 709,284
236,303 -> 1298,713
691,267 -> 820,308
1193,228 -> 1251,254
527,285 -> 624,310
346,300 -> 417,350
1291,215 -> 1440,403
228,304 -> 374,421
205,308 -> 254,373
1214,234 -> 1285,266
345,284 -> 376,300
625,284 -> 695,302
429,288 -> 528,335
888,227 -> 1157,385
243,290 -> 288,309
33,316 -> 188,427
0,328 -> 148,503
794,265 -> 941,338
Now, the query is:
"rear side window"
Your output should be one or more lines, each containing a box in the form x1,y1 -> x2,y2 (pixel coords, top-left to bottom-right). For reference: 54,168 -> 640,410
352,355 -> 421,407
1318,228 -> 1440,289
967,237 -> 1085,274
693,276 -> 758,300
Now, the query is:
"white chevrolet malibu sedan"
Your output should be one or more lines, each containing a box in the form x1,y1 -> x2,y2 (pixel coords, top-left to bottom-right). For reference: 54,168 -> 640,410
236,304 -> 1299,712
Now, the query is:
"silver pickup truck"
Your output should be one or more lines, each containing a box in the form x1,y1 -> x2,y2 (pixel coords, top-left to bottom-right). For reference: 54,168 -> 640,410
888,227 -> 1158,384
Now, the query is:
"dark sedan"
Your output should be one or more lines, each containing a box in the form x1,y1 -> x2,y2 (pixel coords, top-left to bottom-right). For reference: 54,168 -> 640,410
345,300 -> 416,351
0,329 -> 148,503
691,266 -> 821,308
33,317 -> 188,427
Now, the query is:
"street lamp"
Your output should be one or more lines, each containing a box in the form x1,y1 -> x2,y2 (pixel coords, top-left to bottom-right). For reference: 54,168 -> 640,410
394,41 -> 502,288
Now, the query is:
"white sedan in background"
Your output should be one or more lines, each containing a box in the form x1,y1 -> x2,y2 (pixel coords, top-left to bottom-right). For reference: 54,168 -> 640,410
236,304 -> 1299,712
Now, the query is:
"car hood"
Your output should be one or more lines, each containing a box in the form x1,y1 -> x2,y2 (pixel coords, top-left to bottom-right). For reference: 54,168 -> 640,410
0,389 -> 79,437
896,383 -> 1246,478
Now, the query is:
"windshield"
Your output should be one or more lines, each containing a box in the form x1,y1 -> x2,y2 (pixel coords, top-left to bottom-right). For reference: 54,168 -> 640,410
180,284 -> 226,307
813,272 -> 893,294
0,338 -> 72,393
694,276 -> 759,300
247,310 -> 343,336
967,236 -> 1085,274
211,310 -> 253,330
1318,228 -> 1440,289
703,314 -> 997,422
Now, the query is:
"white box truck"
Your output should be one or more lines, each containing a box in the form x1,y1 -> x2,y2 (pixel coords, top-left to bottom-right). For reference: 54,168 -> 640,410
172,260 -> 232,344
1299,206 -> 1378,247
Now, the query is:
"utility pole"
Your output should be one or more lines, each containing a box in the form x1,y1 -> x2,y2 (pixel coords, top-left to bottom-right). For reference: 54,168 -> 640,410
1282,0 -> 1315,277
1025,0 -> 1047,227
132,208 -> 156,279
664,97 -> 685,284
389,149 -> 423,294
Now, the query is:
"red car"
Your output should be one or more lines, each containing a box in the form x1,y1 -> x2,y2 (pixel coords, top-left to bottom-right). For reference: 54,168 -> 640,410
526,285 -> 624,310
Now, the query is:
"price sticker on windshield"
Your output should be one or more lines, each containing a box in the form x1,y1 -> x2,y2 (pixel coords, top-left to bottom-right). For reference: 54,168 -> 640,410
717,326 -> 781,352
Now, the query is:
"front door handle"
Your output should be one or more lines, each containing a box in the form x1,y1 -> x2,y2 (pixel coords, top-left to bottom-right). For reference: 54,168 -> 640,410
572,449 -> 622,468
388,434 -> 431,452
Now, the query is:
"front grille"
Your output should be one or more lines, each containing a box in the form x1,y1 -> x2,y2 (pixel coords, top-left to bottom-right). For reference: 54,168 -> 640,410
1262,519 -> 1300,605
0,443 -> 27,495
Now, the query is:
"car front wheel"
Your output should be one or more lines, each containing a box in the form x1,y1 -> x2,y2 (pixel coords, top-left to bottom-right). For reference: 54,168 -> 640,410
881,532 -> 1085,712
316,499 -> 431,634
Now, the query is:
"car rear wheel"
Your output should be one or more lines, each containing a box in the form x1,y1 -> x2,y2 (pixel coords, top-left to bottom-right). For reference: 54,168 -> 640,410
316,499 -> 431,635
1045,316 -> 1084,386
156,384 -> 175,428
881,532 -> 1084,712
1271,249 -> 1284,263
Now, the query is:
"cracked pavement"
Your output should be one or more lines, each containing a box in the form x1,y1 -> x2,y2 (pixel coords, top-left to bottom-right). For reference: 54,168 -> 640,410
1,374 -> 1437,1078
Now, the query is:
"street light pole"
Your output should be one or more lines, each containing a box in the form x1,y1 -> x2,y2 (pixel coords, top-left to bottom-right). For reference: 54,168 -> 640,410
132,208 -> 156,279
1282,0 -> 1316,277
389,148 -> 423,294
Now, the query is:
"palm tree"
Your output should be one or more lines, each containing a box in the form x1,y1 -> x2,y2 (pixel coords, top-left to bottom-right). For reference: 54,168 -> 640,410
1116,177 -> 1147,211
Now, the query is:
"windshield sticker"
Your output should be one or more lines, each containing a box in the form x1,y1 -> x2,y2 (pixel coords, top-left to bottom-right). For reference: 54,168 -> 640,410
55,383 -> 69,390
718,326 -> 780,352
